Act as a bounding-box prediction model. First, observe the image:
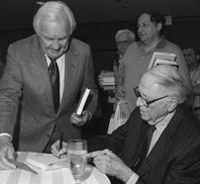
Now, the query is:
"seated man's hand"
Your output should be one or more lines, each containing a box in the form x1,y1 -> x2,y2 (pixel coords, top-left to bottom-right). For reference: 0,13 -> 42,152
0,135 -> 16,170
51,140 -> 68,158
70,110 -> 91,127
87,149 -> 133,183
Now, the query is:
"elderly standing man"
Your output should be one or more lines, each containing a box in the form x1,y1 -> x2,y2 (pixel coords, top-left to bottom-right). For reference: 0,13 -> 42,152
0,1 -> 98,170
114,29 -> 135,97
52,65 -> 200,184
98,29 -> 135,134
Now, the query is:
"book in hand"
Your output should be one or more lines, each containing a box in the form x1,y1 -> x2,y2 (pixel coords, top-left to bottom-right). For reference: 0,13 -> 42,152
26,153 -> 68,171
103,85 -> 115,90
76,88 -> 91,116
99,71 -> 115,90
148,52 -> 178,69
100,76 -> 115,83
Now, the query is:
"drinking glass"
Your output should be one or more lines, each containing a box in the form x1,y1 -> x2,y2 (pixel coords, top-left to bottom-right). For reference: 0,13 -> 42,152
68,139 -> 87,184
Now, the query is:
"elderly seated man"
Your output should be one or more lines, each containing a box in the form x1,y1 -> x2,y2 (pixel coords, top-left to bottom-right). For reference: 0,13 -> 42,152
52,65 -> 200,184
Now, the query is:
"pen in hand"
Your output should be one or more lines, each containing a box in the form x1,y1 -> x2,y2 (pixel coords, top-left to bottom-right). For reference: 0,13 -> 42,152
59,132 -> 64,159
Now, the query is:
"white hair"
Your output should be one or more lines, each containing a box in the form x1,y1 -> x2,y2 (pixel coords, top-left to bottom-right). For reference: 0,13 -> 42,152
33,1 -> 76,34
115,29 -> 135,42
148,65 -> 192,104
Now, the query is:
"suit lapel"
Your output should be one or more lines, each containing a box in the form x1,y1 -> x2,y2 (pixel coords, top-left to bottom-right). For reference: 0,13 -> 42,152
30,36 -> 80,116
138,107 -> 183,176
58,41 -> 79,114
138,131 -> 173,176
129,121 -> 149,168
122,110 -> 149,168
30,35 -> 56,115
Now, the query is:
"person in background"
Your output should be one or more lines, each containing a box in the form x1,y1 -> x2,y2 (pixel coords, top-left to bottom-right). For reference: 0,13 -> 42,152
0,1 -> 98,170
183,48 -> 200,121
99,29 -> 135,134
113,29 -> 136,91
117,12 -> 191,116
52,65 -> 200,184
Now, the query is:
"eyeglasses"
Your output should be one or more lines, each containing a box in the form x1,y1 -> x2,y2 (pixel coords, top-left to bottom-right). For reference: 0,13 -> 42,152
134,87 -> 168,107
116,40 -> 131,45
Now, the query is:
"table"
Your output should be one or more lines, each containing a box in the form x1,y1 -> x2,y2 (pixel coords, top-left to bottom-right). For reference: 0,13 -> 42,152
0,152 -> 110,184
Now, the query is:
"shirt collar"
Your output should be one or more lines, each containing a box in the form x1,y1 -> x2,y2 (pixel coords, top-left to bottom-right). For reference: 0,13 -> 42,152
155,111 -> 176,131
45,54 -> 65,67
138,38 -> 167,53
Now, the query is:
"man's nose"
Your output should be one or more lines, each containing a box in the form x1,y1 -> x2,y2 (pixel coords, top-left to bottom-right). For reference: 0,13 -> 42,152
136,97 -> 144,107
52,40 -> 60,50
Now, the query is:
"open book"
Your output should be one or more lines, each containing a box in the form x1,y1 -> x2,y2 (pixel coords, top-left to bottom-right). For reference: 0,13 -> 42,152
26,153 -> 68,171
76,88 -> 91,116
148,52 -> 178,69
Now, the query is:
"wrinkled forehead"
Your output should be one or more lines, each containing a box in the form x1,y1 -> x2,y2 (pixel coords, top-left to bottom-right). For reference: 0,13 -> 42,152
116,33 -> 130,42
139,72 -> 166,95
39,18 -> 71,35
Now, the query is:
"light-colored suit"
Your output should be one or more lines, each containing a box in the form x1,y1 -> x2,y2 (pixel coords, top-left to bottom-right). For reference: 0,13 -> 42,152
0,34 -> 98,152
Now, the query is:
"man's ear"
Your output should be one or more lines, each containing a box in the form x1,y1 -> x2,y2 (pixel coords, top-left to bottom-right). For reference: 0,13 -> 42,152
156,22 -> 163,32
167,97 -> 178,112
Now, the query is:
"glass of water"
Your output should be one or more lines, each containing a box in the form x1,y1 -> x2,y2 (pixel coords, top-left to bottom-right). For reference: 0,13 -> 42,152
68,139 -> 87,184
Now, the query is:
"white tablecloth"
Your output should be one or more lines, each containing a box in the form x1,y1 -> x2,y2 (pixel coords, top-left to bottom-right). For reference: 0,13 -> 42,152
0,152 -> 110,184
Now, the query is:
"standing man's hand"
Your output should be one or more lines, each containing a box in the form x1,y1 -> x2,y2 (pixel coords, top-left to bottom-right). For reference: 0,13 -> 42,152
51,140 -> 68,158
71,110 -> 92,127
0,135 -> 16,170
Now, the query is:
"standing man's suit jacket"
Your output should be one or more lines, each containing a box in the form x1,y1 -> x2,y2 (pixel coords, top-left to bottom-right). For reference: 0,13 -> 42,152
0,34 -> 98,152
88,104 -> 200,184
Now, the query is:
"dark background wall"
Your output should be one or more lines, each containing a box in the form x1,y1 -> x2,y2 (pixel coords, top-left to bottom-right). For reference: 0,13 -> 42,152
0,17 -> 199,77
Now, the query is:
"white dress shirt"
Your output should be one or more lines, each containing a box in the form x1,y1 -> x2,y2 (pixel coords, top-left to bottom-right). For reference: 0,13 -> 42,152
46,54 -> 65,103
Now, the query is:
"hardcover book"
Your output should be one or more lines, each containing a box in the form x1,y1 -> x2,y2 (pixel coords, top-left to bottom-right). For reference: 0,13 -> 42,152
148,52 -> 178,69
76,88 -> 91,116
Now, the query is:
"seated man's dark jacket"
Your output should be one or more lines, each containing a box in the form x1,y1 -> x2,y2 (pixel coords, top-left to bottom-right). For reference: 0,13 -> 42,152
88,104 -> 200,184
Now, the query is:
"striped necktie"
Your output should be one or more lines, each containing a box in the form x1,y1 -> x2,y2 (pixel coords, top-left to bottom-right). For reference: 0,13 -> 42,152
48,58 -> 60,113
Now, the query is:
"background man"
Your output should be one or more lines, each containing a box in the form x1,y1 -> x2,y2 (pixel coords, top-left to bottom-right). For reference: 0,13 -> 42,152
0,1 -> 98,170
99,29 -> 135,134
117,12 -> 191,115
183,48 -> 200,121
52,65 -> 200,184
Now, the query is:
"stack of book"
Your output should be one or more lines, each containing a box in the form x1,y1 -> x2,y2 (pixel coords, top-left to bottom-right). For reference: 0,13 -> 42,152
148,52 -> 178,69
99,71 -> 115,90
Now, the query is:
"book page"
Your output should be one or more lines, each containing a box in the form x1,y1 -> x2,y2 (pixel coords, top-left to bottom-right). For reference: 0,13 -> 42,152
26,153 -> 68,171
155,59 -> 179,67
